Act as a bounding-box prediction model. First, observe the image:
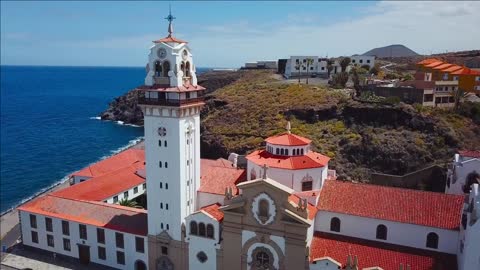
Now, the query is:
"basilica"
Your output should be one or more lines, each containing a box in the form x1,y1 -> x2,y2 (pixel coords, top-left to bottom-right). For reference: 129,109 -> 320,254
17,13 -> 479,270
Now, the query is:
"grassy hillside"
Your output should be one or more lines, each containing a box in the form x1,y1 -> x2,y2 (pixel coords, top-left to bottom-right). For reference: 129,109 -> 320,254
201,70 -> 480,181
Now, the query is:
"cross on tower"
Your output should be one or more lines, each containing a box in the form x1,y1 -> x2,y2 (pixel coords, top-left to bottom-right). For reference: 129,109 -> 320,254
165,5 -> 176,37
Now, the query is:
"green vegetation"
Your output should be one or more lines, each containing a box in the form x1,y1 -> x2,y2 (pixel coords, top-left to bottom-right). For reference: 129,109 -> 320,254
202,70 -> 480,181
118,198 -> 141,208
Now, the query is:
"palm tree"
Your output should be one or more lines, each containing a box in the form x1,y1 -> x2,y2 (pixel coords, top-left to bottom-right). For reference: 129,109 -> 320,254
305,58 -> 314,84
295,62 -> 303,84
453,87 -> 467,112
118,198 -> 141,208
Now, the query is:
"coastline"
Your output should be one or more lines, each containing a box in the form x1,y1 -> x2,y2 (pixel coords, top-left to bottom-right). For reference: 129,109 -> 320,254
0,137 -> 144,240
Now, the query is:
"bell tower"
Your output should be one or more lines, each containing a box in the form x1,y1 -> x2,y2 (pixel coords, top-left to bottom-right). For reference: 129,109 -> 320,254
137,9 -> 204,270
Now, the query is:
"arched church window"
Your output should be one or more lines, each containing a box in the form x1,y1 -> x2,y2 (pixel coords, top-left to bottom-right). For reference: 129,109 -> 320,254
250,168 -> 257,180
293,149 -> 297,155
426,232 -> 439,249
285,149 -> 289,155
376,224 -> 387,240
206,224 -> 214,238
190,221 -> 197,235
258,199 -> 270,218
280,149 -> 285,155
162,61 -> 170,77
330,217 -> 341,232
199,223 -> 206,237
180,62 -> 185,76
185,62 -> 191,77
155,61 -> 162,76
276,148 -> 279,155
255,251 -> 270,269
301,148 -> 304,155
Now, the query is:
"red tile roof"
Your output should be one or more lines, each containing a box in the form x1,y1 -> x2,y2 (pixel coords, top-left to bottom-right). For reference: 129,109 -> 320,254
432,63 -> 453,70
200,203 -> 224,222
441,65 -> 463,73
451,68 -> 480,75
459,150 -> 480,158
265,133 -> 311,146
246,150 -> 329,170
19,195 -> 147,236
153,35 -> 188,44
417,58 -> 439,65
54,164 -> 145,201
289,194 -> 317,220
136,84 -> 206,93
198,159 -> 246,195
317,180 -> 463,230
310,232 -> 457,270
424,61 -> 444,68
72,148 -> 144,178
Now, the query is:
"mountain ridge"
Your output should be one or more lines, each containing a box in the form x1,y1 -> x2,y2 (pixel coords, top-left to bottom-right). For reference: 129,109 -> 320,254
363,44 -> 419,58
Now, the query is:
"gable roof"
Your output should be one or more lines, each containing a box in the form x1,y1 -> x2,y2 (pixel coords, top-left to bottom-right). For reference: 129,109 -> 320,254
451,67 -> 480,75
317,180 -> 463,230
265,133 -> 311,146
417,58 -> 439,65
288,194 -> 317,220
246,149 -> 329,170
72,148 -> 144,178
441,65 -> 463,73
18,194 -> 148,236
310,232 -> 457,270
432,63 -> 453,70
199,203 -> 224,222
198,159 -> 246,195
424,61 -> 444,68
153,35 -> 188,44
54,163 -> 145,201
237,177 -> 295,194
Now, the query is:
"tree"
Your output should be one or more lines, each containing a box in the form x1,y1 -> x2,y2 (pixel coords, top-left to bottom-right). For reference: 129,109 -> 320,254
295,62 -> 303,84
331,72 -> 349,88
369,65 -> 380,75
453,87 -> 467,112
305,58 -> 314,84
119,198 -> 141,208
327,59 -> 334,78
340,57 -> 351,72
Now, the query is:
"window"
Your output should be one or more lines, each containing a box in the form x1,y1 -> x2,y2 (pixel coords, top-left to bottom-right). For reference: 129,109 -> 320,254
160,203 -> 163,209
426,232 -> 439,249
424,94 -> 434,102
135,237 -> 145,253
367,60 -> 371,63
161,246 -> 168,255
161,223 -> 164,229
113,196 -> 118,203
116,232 -> 124,248
197,251 -> 208,263
352,59 -> 356,63
166,203 -> 169,210
160,182 -> 163,189
285,149 -> 289,155
98,246 -> 106,260
190,221 -> 198,235
79,224 -> 87,240
199,223 -> 206,236
165,162 -> 168,168
134,187 -> 138,194
166,224 -> 169,230
124,191 -> 128,199
275,148 -> 279,155
321,67 -> 325,70
302,181 -> 313,191
164,141 -> 167,147
63,238 -> 71,251
166,183 -> 168,189
45,217 -> 53,232
280,148 -> 284,155
30,214 -> 37,228
360,59 -> 363,63
31,231 -> 38,243
143,183 -> 146,189
256,251 -> 270,268
301,149 -> 304,155
159,161 -> 162,168
476,76 -> 480,81
453,76 -> 459,81
47,234 -> 54,247
117,251 -> 125,265
376,224 -> 387,240
259,199 -> 270,219
61,220 -> 69,235
330,217 -> 341,232
97,228 -> 105,244
206,224 -> 214,238
159,140 -> 162,147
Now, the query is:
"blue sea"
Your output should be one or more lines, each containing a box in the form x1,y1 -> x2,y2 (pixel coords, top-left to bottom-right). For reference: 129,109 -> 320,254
0,65 -> 210,213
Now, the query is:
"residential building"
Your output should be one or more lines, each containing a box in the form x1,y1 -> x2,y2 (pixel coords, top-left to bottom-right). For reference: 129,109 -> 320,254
350,55 -> 375,69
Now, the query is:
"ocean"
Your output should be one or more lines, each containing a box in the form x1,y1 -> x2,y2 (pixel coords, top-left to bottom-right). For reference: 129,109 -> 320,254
0,65 -> 209,213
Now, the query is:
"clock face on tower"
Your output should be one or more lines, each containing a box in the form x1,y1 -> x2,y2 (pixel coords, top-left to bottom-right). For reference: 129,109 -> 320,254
157,127 -> 167,137
157,48 -> 167,59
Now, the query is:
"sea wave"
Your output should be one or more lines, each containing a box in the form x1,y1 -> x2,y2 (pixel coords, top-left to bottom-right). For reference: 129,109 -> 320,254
1,136 -> 144,216
89,116 -> 102,120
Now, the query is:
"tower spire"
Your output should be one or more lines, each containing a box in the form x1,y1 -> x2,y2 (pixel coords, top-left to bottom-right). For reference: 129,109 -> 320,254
165,5 -> 176,37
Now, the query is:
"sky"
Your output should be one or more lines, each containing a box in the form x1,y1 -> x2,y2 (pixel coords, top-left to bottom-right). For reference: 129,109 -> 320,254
1,1 -> 479,68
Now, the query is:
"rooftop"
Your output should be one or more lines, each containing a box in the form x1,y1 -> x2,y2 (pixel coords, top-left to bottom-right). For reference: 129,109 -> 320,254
424,61 -> 444,68
451,67 -> 480,75
72,148 -> 144,178
441,65 -> 463,73
432,63 -> 453,70
417,58 -> 439,65
459,150 -> 480,159
199,203 -> 224,222
246,149 -> 329,170
265,133 -> 311,146
19,195 -> 148,236
153,35 -> 187,44
198,159 -> 246,195
310,232 -> 457,270
317,180 -> 463,230
136,84 -> 206,93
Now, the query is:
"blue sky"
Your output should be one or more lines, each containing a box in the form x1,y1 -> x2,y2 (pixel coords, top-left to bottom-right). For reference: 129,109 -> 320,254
2,1 -> 479,67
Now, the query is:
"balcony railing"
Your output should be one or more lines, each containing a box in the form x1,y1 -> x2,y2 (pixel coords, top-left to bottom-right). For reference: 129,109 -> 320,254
138,97 -> 204,107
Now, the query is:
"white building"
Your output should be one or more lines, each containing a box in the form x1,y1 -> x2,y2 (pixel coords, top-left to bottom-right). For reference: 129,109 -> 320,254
16,12 -> 476,270
284,55 -> 375,78
350,55 -> 375,69
446,150 -> 480,195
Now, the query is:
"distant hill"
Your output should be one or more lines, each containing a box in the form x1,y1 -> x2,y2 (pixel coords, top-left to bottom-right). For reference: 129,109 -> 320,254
363,44 -> 419,58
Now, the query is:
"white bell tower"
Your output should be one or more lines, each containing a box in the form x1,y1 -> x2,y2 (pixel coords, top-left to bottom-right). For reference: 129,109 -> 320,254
137,10 -> 204,242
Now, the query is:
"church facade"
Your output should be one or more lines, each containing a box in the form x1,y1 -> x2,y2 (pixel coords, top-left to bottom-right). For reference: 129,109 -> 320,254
16,13 -> 480,270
